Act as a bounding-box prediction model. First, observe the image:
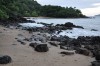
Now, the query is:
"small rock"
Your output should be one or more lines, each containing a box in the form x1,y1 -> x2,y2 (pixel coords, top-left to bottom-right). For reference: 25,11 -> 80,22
18,34 -> 23,37
60,51 -> 74,55
29,43 -> 36,48
12,44 -> 17,45
17,39 -> 26,45
49,41 -> 59,47
60,46 -> 67,50
91,29 -> 98,31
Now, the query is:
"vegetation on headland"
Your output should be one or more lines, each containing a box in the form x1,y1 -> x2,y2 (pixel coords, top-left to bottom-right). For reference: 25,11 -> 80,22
40,5 -> 86,18
0,0 -> 87,20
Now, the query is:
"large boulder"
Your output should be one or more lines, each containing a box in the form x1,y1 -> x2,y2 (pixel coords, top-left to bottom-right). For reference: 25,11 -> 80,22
91,61 -> 100,66
95,51 -> 100,60
64,22 -> 75,27
0,55 -> 12,64
29,43 -> 49,52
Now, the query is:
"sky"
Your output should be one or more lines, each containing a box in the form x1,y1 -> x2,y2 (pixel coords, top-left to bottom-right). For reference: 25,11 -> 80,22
36,0 -> 100,16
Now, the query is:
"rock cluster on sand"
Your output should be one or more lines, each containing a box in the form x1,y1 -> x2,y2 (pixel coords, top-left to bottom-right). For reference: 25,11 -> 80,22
50,36 -> 100,56
0,17 -> 100,65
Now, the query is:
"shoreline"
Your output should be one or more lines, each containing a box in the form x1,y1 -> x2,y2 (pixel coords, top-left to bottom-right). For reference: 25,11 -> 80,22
0,18 -> 100,66
0,25 -> 95,66
24,16 -> 90,20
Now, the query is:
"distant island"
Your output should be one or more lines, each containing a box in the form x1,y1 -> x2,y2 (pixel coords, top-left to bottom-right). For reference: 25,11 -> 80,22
0,0 -> 87,20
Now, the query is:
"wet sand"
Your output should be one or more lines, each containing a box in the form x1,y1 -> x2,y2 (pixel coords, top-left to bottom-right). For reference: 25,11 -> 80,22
0,25 -> 95,66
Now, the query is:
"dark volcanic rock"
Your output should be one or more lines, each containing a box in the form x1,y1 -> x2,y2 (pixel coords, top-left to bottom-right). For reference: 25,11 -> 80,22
29,43 -> 36,48
60,46 -> 68,50
95,51 -> 100,60
49,41 -> 59,47
91,29 -> 98,31
35,44 -> 49,52
0,55 -> 12,64
60,51 -> 74,55
0,16 -> 36,27
91,61 -> 100,66
64,22 -> 75,27
29,43 -> 49,52
51,35 -> 69,42
75,48 -> 90,56
17,39 -> 26,45
56,22 -> 84,29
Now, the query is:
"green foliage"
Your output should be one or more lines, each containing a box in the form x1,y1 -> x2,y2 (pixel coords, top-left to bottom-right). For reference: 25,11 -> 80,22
32,11 -> 38,17
0,9 -> 9,19
0,0 -> 41,19
0,0 -> 86,19
40,5 -> 86,18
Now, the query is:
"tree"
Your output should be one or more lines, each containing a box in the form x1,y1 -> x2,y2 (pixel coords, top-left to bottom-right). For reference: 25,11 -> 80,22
0,9 -> 9,19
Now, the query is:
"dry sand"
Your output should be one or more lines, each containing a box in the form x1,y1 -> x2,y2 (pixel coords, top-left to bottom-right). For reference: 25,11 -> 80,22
0,25 -> 95,66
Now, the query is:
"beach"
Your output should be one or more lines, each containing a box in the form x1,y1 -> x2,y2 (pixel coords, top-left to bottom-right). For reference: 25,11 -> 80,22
0,25 -> 95,66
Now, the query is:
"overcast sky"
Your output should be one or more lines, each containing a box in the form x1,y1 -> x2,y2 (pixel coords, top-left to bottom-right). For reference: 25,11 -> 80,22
36,0 -> 100,16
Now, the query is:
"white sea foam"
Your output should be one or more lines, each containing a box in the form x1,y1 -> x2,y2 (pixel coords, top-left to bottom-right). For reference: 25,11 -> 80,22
55,28 -> 100,38
19,23 -> 44,28
20,17 -> 100,38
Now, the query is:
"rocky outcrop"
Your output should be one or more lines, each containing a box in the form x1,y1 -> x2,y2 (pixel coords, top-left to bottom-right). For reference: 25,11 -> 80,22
56,22 -> 84,29
0,16 -> 35,27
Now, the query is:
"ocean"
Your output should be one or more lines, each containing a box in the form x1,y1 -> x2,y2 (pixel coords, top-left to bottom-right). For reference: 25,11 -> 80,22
20,16 -> 100,38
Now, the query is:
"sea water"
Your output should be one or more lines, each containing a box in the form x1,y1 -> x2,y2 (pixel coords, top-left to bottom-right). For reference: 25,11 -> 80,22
20,16 -> 100,38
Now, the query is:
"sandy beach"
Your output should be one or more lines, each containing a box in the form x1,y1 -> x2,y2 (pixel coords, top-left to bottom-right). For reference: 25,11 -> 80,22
0,25 -> 95,66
